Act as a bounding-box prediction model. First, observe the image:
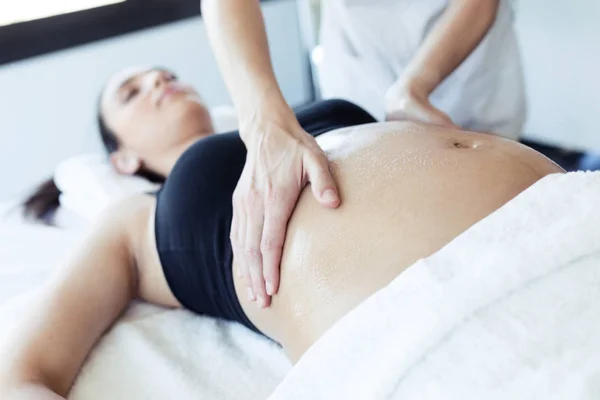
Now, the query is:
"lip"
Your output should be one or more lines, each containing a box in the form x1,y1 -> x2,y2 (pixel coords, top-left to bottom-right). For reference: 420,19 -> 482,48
158,85 -> 185,106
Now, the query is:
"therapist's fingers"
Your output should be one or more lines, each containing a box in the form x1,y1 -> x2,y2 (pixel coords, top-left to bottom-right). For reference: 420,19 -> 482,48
261,190 -> 296,297
386,92 -> 458,129
231,193 -> 253,299
244,188 -> 270,308
304,150 -> 340,208
419,101 -> 458,128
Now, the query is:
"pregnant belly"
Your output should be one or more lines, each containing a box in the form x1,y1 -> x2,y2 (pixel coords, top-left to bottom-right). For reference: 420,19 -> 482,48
235,121 -> 564,362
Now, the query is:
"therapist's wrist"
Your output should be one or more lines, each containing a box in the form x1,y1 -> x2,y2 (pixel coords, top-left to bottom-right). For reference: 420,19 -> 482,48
397,67 -> 442,98
238,88 -> 298,144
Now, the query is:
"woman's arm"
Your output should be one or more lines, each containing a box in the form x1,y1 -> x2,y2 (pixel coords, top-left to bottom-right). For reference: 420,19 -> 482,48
202,0 -> 340,308
386,0 -> 500,124
0,197 -> 150,399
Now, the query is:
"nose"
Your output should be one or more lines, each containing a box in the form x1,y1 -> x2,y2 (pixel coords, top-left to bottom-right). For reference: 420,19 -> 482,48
138,70 -> 170,93
149,70 -> 172,89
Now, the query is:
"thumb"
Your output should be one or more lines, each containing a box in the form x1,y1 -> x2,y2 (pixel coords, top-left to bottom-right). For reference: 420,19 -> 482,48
423,103 -> 458,128
431,112 -> 457,128
304,151 -> 340,208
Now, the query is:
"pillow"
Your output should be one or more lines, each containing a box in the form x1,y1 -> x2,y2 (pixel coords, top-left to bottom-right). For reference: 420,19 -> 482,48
55,106 -> 238,222
54,153 -> 160,221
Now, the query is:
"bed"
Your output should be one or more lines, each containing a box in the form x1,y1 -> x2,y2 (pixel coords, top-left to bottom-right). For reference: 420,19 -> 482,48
2,171 -> 600,399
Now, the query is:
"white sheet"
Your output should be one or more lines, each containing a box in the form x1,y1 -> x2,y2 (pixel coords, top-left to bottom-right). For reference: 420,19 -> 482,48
0,201 -> 84,306
268,171 -> 600,399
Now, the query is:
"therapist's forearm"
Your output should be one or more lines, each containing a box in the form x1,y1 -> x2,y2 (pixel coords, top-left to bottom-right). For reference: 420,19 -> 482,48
401,0 -> 500,95
201,0 -> 292,137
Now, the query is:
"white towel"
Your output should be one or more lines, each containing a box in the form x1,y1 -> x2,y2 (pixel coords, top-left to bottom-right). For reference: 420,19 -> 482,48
268,171 -> 600,399
69,304 -> 291,400
0,297 -> 290,400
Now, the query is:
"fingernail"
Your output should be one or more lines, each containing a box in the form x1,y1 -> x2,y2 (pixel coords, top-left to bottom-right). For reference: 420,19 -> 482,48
322,189 -> 338,202
258,296 -> 268,309
266,282 -> 274,296
247,287 -> 255,301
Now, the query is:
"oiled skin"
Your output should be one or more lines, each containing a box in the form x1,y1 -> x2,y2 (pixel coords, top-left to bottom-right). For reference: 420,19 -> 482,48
234,122 -> 564,362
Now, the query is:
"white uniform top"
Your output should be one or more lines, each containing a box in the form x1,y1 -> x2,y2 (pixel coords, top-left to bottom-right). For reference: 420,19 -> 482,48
317,0 -> 525,140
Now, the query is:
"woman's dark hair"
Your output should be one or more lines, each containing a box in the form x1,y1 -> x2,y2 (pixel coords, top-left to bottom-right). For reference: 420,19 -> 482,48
22,178 -> 62,224
23,94 -> 164,224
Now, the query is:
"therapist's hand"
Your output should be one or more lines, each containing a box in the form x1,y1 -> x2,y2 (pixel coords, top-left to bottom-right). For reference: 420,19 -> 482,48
232,111 -> 341,308
385,79 -> 458,128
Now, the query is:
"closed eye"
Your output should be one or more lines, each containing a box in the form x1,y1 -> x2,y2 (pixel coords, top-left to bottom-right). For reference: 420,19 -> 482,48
124,87 -> 139,103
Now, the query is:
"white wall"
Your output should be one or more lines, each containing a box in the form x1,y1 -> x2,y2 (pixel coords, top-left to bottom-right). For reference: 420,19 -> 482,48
515,0 -> 600,151
0,0 -> 311,201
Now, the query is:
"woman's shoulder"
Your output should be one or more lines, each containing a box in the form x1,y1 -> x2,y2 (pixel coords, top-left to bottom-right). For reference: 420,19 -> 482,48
99,194 -> 155,227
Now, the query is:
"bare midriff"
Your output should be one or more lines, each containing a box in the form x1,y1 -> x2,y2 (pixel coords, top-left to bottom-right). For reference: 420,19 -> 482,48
233,121 -> 564,362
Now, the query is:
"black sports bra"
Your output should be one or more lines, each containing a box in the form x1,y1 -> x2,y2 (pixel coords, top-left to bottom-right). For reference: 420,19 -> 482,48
154,100 -> 376,334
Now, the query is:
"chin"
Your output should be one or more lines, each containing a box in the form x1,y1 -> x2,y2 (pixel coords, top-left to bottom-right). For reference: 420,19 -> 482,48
172,100 -> 214,134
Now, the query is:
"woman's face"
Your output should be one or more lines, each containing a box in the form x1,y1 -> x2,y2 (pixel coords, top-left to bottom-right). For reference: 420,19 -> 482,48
100,67 -> 214,174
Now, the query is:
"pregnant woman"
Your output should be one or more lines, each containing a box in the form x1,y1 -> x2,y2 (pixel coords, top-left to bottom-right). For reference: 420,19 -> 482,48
1,67 -> 562,399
